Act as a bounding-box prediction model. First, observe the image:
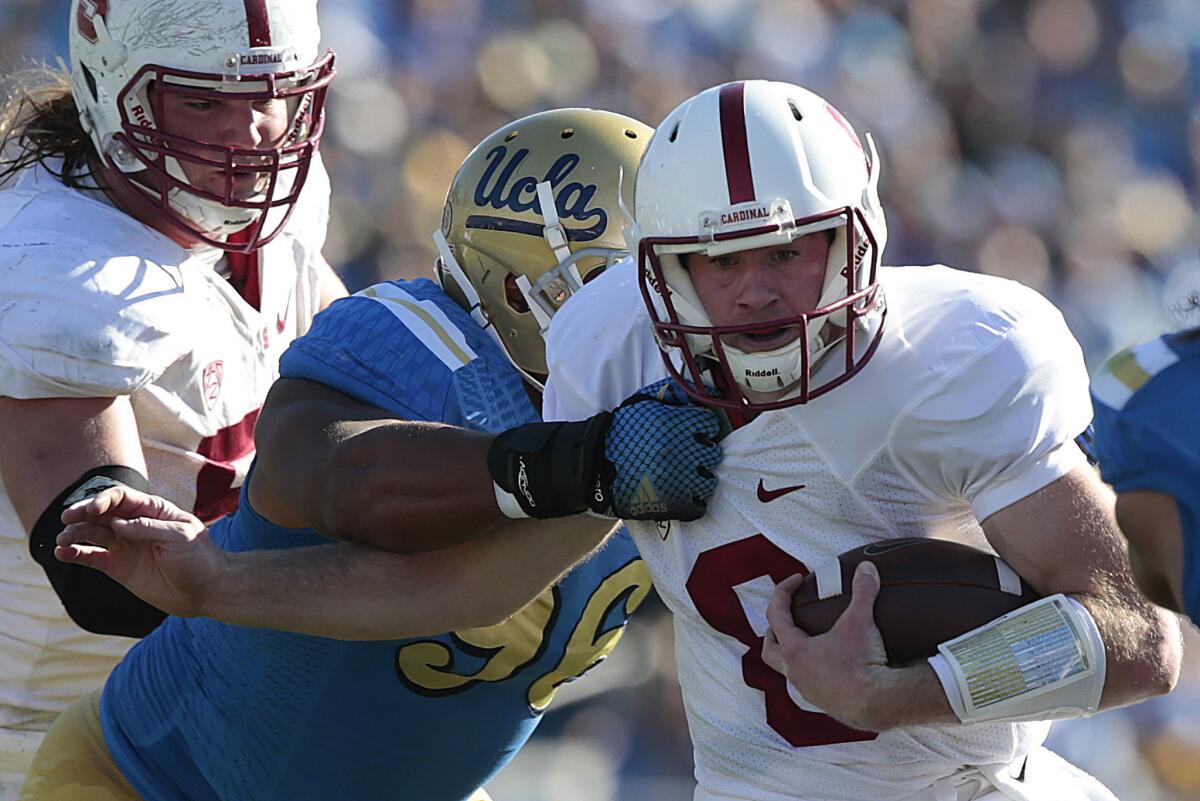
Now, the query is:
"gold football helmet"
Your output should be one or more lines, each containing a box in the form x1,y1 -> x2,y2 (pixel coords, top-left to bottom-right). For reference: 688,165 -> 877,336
435,108 -> 652,381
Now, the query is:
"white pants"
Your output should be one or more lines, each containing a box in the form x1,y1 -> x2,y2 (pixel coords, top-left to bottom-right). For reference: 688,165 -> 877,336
0,729 -> 43,801
692,747 -> 1119,801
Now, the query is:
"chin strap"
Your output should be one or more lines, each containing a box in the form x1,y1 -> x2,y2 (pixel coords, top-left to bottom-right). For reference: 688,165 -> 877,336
433,228 -> 545,390
226,228 -> 262,308
536,180 -> 572,265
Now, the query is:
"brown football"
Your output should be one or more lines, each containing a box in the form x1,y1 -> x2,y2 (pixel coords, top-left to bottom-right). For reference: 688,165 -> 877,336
790,538 -> 1040,666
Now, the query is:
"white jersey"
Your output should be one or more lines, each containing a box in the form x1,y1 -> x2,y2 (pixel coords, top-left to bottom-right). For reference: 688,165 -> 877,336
544,261 -> 1093,801
0,159 -> 329,740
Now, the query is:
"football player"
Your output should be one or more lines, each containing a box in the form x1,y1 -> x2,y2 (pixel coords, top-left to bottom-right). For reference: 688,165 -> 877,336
0,0 -> 344,796
1089,326 -> 1200,625
23,110 -> 722,801
542,81 -> 1180,801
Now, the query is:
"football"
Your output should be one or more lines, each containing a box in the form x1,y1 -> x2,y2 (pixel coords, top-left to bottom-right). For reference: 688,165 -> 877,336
790,538 -> 1041,666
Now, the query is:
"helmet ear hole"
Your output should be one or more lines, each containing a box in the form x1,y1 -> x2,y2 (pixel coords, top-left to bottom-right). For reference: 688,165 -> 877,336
503,273 -> 529,314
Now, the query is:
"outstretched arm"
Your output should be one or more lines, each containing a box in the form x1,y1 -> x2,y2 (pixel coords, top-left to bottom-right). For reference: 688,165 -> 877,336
248,378 -> 504,552
58,485 -> 615,639
249,376 -> 721,553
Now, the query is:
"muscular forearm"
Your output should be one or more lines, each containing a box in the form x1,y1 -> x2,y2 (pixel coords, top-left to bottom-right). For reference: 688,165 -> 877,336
201,515 -> 615,639
981,467 -> 1182,715
1072,590 -> 1181,709
865,663 -> 957,730
317,420 -> 505,552
252,380 -> 510,552
865,589 -> 1179,729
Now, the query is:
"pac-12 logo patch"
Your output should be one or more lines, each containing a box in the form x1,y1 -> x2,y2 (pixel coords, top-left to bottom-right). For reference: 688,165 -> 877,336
202,360 -> 224,411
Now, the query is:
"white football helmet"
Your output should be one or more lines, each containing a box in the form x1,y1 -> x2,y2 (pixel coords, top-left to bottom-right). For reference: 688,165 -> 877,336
631,80 -> 888,411
68,0 -> 335,252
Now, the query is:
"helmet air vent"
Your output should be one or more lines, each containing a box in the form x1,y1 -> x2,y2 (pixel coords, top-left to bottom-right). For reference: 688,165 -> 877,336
624,129 -> 638,139
788,99 -> 803,122
504,130 -> 519,142
82,64 -> 99,101
668,121 -> 680,143
560,128 -> 575,139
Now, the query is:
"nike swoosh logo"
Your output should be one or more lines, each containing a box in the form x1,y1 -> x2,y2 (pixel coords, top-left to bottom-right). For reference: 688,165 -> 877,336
861,539 -> 924,556
276,287 -> 294,334
756,479 -> 805,503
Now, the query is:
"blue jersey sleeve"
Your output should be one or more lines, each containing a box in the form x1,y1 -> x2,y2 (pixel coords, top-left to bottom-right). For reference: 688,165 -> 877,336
279,279 -> 538,432
1091,330 -> 1200,620
1091,333 -> 1200,497
1092,407 -> 1196,503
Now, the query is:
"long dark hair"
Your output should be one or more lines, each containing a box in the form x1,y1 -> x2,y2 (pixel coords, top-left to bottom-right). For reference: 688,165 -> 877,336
0,67 -> 97,188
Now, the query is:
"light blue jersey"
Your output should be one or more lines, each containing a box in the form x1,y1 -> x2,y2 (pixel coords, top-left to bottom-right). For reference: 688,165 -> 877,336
99,279 -> 649,801
1091,327 -> 1200,622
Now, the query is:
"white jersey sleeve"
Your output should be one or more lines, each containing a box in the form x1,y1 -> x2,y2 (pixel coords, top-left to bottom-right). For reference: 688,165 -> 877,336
888,281 -> 1092,522
543,258 -> 667,422
0,227 -> 195,400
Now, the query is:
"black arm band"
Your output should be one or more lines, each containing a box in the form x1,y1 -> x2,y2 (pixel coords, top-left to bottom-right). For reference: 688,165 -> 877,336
29,465 -> 168,638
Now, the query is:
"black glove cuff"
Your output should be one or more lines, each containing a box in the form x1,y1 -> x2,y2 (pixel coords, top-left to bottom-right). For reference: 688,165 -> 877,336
487,413 -> 612,519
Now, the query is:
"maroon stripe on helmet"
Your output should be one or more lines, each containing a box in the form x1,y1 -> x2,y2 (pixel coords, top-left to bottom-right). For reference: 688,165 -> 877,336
718,82 -> 755,204
243,0 -> 272,46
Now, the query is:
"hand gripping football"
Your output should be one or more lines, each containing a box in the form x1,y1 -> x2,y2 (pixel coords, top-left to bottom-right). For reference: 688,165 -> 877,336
790,538 -> 1041,666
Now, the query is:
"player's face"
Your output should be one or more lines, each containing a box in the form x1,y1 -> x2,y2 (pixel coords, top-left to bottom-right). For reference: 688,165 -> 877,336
684,233 -> 832,354
155,89 -> 291,200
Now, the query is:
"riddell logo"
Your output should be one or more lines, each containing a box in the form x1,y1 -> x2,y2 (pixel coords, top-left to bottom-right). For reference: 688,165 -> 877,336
744,367 -> 779,378
128,102 -> 151,128
853,238 -> 870,268
76,0 -> 109,44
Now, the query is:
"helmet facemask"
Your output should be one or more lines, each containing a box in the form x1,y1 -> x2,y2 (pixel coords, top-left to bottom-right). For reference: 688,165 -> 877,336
434,207 -> 625,385
639,202 -> 886,412
99,53 -> 334,253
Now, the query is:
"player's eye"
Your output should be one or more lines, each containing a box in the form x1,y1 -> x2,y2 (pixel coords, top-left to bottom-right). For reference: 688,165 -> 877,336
251,98 -> 284,113
184,99 -> 219,112
771,248 -> 800,263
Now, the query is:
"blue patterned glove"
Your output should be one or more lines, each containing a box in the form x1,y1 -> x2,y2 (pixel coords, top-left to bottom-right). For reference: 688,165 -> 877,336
599,379 -> 724,521
487,379 -> 723,522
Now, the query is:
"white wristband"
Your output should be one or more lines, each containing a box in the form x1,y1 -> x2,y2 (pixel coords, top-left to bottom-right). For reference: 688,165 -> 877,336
928,594 -> 1105,724
493,482 -> 530,519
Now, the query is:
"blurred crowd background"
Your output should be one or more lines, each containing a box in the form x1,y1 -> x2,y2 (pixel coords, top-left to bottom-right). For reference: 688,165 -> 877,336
4,0 -> 1200,799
